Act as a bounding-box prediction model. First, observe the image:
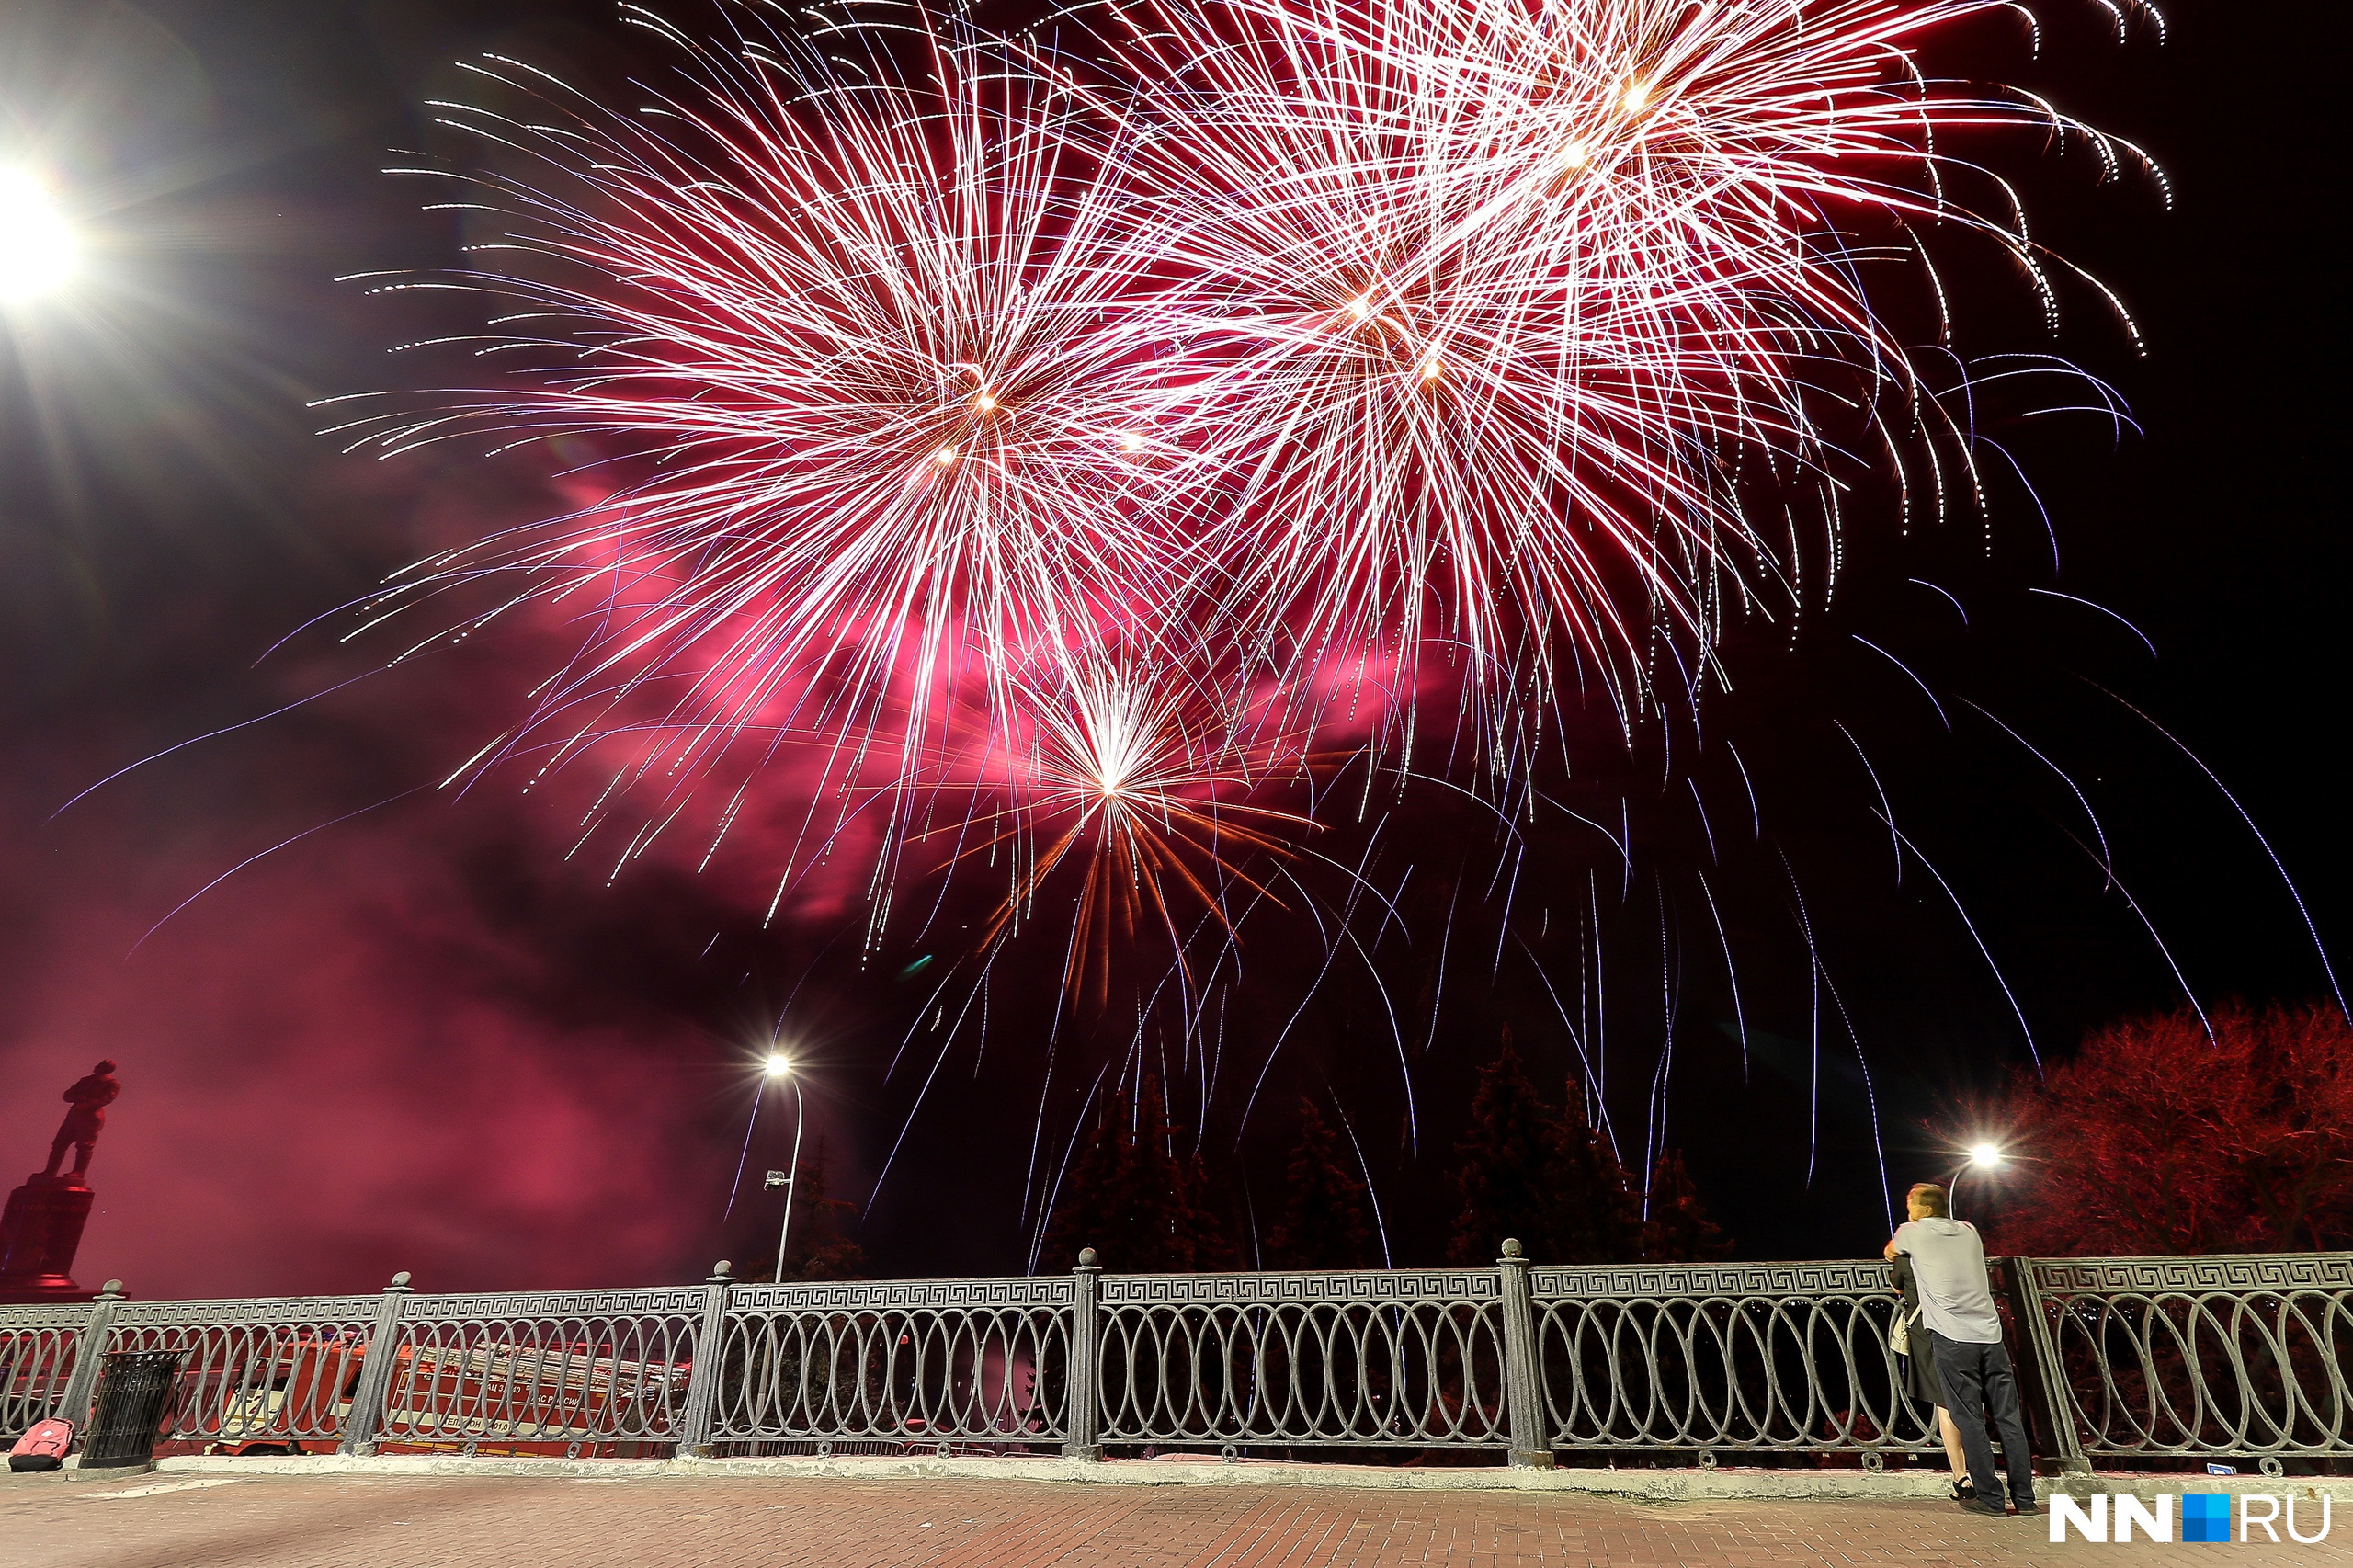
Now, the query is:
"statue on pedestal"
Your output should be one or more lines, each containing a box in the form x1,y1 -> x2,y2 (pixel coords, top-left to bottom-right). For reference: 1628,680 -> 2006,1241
42,1060 -> 120,1183
2,1062 -> 124,1302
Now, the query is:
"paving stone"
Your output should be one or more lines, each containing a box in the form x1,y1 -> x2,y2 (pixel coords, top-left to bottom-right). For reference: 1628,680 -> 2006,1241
1,1471 -> 2345,1567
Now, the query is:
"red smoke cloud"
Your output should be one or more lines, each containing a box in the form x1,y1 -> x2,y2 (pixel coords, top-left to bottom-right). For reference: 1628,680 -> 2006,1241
0,457 -> 856,1301
0,760 -> 765,1301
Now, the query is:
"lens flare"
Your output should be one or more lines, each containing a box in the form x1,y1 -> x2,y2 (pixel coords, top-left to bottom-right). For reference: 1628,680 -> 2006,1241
0,168 -> 77,302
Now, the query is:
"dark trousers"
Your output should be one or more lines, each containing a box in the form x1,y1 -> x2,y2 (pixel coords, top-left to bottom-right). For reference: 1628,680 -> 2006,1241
1927,1329 -> 2036,1506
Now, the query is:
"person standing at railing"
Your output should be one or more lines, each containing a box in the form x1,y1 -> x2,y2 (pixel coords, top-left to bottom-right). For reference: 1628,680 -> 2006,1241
1889,1250 -> 1976,1504
1882,1181 -> 2037,1519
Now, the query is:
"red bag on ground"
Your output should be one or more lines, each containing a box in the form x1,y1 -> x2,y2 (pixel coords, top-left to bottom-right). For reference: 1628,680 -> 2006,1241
8,1417 -> 75,1472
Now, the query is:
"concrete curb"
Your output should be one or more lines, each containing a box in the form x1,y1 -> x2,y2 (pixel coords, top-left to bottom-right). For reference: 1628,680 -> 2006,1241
2042,1472 -> 2347,1507
140,1452 -> 2353,1507
670,1457 -> 1965,1501
2,1460 -> 156,1487
139,1452 -> 1987,1501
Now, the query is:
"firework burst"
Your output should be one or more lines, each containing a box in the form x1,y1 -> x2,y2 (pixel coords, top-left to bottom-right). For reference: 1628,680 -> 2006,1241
1056,0 -> 2157,747
329,0 -> 2159,979
924,654 -> 1319,1000
324,12 -> 1207,919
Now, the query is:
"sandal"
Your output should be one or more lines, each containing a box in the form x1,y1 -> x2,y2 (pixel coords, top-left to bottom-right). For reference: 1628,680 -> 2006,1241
1949,1478 -> 1976,1503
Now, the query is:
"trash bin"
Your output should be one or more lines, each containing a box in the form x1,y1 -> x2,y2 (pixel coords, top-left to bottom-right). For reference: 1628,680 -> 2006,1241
82,1350 -> 185,1468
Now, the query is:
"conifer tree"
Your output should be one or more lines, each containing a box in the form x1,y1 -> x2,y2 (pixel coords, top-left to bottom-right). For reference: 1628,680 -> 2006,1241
1042,1093 -> 1131,1270
1447,1038 -> 1653,1266
766,1137 -> 869,1281
1044,1071 -> 1225,1271
1638,1148 -> 1733,1262
1446,1038 -> 1562,1265
1265,1100 -> 1375,1269
1547,1075 -> 1644,1265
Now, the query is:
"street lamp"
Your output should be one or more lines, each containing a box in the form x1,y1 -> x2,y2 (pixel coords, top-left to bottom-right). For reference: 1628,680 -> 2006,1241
0,169 -> 77,303
1951,1142 -> 2003,1221
761,1053 -> 805,1283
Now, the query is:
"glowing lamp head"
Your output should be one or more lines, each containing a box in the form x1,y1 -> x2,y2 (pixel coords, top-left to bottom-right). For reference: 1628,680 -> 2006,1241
1420,358 -> 1443,381
1559,142 -> 1589,172
0,169 -> 76,303
1119,431 -> 1145,453
975,392 -> 996,413
1969,1142 -> 2001,1169
932,444 -> 957,466
1622,80 -> 1652,115
1346,297 -> 1370,323
764,1052 -> 792,1078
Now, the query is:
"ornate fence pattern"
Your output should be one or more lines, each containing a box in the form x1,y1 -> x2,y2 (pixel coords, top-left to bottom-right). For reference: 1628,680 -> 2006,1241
1529,1261 -> 1937,1458
4,1250 -> 2346,1470
108,1294 -> 384,1447
2023,1253 -> 2352,1469
376,1288 -> 705,1447
710,1278 -> 1073,1448
0,1301 -> 88,1442
1096,1269 -> 1508,1448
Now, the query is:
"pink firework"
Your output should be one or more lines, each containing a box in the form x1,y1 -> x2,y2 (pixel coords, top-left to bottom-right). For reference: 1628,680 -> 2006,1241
1071,0 -> 2158,744
332,0 -> 2156,962
325,16 -> 1195,922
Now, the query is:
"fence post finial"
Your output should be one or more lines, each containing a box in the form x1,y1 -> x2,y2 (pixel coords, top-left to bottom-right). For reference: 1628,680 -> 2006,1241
1063,1246 -> 1104,1460
1495,1240 -> 1555,1469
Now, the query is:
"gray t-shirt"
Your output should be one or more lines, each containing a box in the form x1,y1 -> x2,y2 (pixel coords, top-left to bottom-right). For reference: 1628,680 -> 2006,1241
1892,1218 -> 2003,1345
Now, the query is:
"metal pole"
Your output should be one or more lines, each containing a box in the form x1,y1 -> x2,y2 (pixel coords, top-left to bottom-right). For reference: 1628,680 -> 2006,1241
773,1078 -> 805,1284
338,1270 -> 414,1456
676,1260 -> 734,1459
2002,1256 -> 2091,1475
1496,1239 -> 1557,1469
57,1278 -> 124,1436
1062,1246 -> 1102,1460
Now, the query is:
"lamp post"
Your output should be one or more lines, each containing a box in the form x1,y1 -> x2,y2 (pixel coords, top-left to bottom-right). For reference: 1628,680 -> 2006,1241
761,1053 -> 805,1284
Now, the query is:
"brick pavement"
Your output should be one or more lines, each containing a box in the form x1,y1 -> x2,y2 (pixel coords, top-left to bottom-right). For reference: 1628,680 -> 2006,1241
2,1471 -> 2347,1568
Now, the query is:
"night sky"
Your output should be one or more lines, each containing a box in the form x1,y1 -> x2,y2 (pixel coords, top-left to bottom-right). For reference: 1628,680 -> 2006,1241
1,0 -> 2343,1301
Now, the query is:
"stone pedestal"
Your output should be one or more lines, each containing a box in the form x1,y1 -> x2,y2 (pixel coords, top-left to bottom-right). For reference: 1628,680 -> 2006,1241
0,1174 -> 97,1303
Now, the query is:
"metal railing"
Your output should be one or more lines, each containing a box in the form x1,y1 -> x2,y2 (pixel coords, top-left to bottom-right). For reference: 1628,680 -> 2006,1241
709,1276 -> 1074,1449
1095,1262 -> 1512,1451
0,1301 -> 85,1441
1529,1259 -> 1940,1462
2021,1252 -> 2352,1471
5,1248 -> 2344,1471
108,1291 -> 383,1449
373,1285 -> 705,1449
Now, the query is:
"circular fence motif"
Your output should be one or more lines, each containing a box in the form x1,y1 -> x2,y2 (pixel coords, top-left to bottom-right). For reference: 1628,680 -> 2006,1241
1097,1297 -> 1508,1446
